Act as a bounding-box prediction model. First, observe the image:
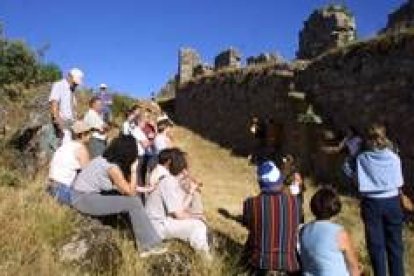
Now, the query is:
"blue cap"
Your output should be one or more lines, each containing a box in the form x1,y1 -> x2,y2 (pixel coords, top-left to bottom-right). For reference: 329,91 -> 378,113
257,161 -> 284,192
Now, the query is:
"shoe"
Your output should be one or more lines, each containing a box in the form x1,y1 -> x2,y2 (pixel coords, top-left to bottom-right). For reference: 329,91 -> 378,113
139,245 -> 168,258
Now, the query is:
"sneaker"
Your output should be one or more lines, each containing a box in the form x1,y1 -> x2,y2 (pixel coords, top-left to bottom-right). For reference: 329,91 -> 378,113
139,245 -> 168,258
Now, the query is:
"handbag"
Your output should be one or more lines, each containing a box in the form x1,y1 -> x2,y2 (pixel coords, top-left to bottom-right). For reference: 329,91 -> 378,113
401,193 -> 414,212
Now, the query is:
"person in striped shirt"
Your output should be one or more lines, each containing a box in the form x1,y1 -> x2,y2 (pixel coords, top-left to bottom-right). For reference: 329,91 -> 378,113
242,161 -> 301,275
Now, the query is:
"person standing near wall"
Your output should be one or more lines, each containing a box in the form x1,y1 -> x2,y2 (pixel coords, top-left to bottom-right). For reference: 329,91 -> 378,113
97,83 -> 113,123
357,123 -> 405,276
83,96 -> 108,158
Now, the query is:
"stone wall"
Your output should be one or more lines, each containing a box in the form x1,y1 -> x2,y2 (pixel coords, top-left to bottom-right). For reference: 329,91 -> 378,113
175,63 -> 316,167
178,48 -> 201,84
214,48 -> 242,70
297,32 -> 414,183
382,0 -> 414,34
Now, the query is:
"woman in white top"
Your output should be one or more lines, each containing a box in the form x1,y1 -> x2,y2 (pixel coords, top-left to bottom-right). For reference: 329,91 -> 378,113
154,118 -> 173,154
48,121 -> 91,205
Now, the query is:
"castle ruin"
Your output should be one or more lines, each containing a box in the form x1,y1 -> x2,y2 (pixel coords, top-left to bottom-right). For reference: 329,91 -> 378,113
297,5 -> 356,59
214,48 -> 241,70
178,48 -> 201,84
381,0 -> 414,34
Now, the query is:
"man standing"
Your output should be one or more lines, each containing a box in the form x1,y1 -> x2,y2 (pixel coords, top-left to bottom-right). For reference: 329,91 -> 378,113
97,83 -> 113,123
46,68 -> 84,152
83,96 -> 108,158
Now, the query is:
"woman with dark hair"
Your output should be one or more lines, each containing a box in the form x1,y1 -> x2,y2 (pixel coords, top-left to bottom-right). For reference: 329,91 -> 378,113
357,123 -> 404,276
71,135 -> 167,257
300,188 -> 361,276
145,148 -> 209,256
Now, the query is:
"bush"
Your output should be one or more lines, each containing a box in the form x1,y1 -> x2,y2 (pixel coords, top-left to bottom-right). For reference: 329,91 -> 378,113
112,94 -> 136,120
0,23 -> 62,99
38,63 -> 62,83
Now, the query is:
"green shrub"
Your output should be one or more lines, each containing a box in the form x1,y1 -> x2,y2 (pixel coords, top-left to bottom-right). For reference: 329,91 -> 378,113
0,22 -> 62,99
112,94 -> 136,119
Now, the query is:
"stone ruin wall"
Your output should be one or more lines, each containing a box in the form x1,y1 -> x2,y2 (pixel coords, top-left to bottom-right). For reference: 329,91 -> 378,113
172,2 -> 414,184
297,32 -> 414,183
175,63 -> 316,170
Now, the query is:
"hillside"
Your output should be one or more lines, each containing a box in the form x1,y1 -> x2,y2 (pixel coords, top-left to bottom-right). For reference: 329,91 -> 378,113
1,120 -> 413,275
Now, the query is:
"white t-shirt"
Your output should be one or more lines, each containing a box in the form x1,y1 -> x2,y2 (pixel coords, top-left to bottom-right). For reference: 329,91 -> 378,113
148,164 -> 170,187
49,140 -> 83,185
83,109 -> 106,140
49,79 -> 76,121
145,173 -> 186,222
154,133 -> 171,154
130,126 -> 148,156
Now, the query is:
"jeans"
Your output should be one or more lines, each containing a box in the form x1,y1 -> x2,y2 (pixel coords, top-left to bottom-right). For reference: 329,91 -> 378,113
47,182 -> 73,206
71,191 -> 162,251
361,196 -> 404,276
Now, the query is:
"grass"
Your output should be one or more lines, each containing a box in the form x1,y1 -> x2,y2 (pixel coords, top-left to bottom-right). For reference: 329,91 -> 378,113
0,126 -> 413,275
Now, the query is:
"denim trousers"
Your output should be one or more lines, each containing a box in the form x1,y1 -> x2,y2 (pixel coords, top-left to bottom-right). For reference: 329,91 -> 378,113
47,182 -> 73,206
361,196 -> 404,276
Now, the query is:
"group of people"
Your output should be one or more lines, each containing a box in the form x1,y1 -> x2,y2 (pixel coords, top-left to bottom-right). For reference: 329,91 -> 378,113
46,68 -> 209,258
45,68 -> 409,275
243,123 -> 408,276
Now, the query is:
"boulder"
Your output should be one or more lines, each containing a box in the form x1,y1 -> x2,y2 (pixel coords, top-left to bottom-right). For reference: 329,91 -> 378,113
59,218 -> 122,274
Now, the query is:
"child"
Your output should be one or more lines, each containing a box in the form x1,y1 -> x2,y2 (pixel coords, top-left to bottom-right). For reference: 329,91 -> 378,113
242,161 -> 301,275
300,188 -> 361,276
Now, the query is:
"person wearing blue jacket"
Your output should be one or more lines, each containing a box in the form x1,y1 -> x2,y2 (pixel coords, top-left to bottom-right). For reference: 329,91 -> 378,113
357,123 -> 404,276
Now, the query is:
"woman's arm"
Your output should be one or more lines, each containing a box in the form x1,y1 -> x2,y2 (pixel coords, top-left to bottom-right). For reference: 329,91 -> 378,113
338,229 -> 361,276
107,163 -> 138,196
76,144 -> 90,168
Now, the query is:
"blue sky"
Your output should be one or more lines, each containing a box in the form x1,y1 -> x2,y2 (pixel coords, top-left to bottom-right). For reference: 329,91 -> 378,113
0,0 -> 405,98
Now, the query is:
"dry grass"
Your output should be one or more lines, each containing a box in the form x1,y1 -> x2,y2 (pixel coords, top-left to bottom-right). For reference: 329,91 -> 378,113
0,126 -> 413,275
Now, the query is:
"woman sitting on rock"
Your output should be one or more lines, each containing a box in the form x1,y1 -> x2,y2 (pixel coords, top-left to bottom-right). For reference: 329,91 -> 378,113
145,148 -> 209,257
71,135 -> 167,258
48,120 -> 91,205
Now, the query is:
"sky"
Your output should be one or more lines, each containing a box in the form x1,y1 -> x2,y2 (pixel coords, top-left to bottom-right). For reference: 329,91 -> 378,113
0,0 -> 405,98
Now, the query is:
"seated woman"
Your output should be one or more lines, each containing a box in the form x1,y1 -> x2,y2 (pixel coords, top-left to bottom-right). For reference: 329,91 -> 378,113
48,121 -> 91,205
145,148 -> 209,256
300,188 -> 361,276
71,135 -> 167,257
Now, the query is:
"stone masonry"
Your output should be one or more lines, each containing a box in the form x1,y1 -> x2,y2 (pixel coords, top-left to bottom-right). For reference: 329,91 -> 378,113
247,53 -> 282,66
297,5 -> 356,59
214,48 -> 241,70
178,48 -> 201,84
381,0 -> 414,34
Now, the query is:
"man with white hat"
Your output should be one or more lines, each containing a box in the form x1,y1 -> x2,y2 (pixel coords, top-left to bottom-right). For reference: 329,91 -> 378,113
48,68 -> 84,147
97,83 -> 113,123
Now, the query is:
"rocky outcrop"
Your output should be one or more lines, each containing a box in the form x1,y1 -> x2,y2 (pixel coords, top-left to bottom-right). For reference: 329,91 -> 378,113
59,217 -> 122,274
297,5 -> 356,59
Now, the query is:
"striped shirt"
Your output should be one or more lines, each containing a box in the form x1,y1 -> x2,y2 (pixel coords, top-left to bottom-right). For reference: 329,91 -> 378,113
243,191 -> 301,272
